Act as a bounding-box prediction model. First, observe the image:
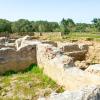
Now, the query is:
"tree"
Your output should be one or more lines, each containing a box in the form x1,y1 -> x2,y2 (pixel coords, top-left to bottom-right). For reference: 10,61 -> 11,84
60,18 -> 75,34
49,22 -> 60,32
92,18 -> 100,31
11,19 -> 33,33
0,19 -> 12,33
33,21 -> 52,32
75,23 -> 87,32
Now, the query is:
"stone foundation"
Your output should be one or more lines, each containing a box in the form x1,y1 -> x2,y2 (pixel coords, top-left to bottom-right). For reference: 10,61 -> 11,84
0,45 -> 37,74
86,42 -> 100,64
37,43 -> 100,90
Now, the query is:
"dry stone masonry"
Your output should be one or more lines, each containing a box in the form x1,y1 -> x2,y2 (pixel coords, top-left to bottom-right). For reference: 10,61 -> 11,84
0,45 -> 37,74
57,42 -> 88,61
86,42 -> 100,64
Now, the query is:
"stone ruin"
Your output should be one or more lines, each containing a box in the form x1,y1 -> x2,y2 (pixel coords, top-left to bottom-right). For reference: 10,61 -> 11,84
0,36 -> 100,100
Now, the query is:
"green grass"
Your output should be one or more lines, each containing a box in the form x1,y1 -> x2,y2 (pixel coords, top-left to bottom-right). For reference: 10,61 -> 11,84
40,32 -> 100,42
63,32 -> 100,41
70,32 -> 100,38
0,64 -> 64,100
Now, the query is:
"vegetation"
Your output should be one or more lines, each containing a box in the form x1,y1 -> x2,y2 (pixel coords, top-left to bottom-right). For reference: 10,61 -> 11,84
60,18 -> 75,34
0,64 -> 64,100
65,32 -> 100,41
0,18 -> 100,36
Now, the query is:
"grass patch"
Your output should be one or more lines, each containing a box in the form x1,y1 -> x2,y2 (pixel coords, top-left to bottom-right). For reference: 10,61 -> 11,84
3,71 -> 16,76
0,64 -> 64,99
39,32 -> 100,42
64,32 -> 100,41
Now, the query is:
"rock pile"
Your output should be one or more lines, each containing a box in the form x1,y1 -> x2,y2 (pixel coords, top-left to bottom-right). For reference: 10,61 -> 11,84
39,85 -> 100,100
86,64 -> 100,75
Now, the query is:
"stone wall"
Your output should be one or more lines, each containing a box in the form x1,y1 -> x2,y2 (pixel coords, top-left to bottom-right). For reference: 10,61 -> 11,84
0,45 -> 37,74
9,32 -> 62,38
36,44 -> 74,87
37,43 -> 100,90
57,42 -> 88,61
0,36 -> 43,74
33,32 -> 62,37
86,42 -> 100,64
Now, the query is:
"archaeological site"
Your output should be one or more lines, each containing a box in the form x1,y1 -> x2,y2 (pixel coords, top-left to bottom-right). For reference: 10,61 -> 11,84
0,35 -> 100,100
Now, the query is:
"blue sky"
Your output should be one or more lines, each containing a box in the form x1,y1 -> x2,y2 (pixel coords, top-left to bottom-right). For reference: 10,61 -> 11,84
0,0 -> 100,23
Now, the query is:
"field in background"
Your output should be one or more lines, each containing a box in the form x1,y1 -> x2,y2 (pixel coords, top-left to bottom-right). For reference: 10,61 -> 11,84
38,32 -> 100,42
66,32 -> 100,41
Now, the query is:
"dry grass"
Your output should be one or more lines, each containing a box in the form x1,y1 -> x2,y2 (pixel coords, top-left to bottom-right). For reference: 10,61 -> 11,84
0,64 -> 64,100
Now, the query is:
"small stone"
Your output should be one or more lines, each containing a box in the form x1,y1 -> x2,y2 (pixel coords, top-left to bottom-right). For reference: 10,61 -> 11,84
75,60 -> 89,69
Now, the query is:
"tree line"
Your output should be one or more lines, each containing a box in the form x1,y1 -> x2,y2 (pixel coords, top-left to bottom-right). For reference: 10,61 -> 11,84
0,18 -> 100,35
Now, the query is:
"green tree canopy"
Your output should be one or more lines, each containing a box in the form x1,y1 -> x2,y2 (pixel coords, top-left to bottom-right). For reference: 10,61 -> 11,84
0,19 -> 11,33
60,18 -> 75,34
11,19 -> 33,32
92,18 -> 100,31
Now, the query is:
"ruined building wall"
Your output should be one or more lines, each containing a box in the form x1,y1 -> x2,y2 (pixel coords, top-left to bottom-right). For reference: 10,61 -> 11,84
0,45 -> 37,74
